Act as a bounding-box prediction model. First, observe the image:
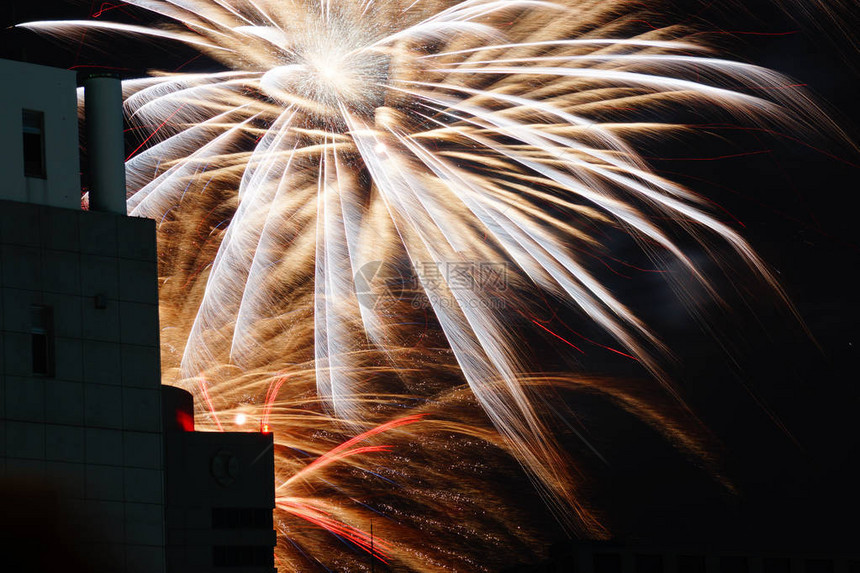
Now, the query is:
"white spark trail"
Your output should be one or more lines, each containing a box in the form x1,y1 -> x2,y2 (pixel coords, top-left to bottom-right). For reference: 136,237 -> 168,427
21,2 -> 839,558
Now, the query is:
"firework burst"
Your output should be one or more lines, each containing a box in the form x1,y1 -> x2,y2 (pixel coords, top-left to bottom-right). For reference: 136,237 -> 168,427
20,0 -> 841,570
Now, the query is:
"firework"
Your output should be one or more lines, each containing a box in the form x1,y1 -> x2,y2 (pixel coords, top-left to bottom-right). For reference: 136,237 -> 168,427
20,0 -> 839,570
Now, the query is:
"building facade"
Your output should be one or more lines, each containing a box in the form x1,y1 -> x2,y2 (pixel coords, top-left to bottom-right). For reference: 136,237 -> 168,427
0,58 -> 275,573
502,540 -> 860,573
0,59 -> 81,209
0,58 -> 165,573
163,386 -> 277,573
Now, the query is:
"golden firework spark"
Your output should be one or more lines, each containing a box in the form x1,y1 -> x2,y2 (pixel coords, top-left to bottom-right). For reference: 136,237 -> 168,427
20,1 -> 844,570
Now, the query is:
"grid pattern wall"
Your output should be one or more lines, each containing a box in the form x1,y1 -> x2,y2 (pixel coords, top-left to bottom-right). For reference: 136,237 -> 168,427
164,431 -> 276,573
0,200 -> 165,573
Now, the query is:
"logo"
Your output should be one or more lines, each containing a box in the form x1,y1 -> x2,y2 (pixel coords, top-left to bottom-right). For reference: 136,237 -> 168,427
354,260 -> 510,310
354,261 -> 409,310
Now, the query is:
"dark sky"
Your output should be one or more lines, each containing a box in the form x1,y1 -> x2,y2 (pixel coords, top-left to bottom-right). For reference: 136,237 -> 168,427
2,0 -> 858,554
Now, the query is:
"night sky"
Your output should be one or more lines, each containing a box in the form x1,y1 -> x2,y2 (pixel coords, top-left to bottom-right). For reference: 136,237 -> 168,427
2,0 -> 858,555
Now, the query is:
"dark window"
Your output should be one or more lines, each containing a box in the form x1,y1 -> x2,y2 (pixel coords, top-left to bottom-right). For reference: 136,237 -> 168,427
849,561 -> 860,573
678,556 -> 707,573
806,560 -> 834,573
22,110 -> 46,178
212,507 -> 271,530
212,545 -> 273,568
30,305 -> 54,376
721,557 -> 749,573
763,558 -> 791,573
594,553 -> 623,573
636,554 -> 664,573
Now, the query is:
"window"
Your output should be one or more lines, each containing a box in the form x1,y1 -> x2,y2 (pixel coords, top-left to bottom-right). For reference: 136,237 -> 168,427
30,305 -> 54,376
212,545 -> 273,568
720,557 -> 749,573
22,110 -> 46,178
212,507 -> 272,529
763,558 -> 790,573
678,556 -> 707,573
805,560 -> 834,573
636,554 -> 664,573
594,553 -> 623,573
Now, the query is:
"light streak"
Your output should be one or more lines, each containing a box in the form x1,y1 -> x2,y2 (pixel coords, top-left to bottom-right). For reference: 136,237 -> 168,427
19,1 -> 848,570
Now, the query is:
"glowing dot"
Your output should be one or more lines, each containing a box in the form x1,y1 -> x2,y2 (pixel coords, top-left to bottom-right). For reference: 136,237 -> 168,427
374,142 -> 387,154
320,65 -> 338,81
235,413 -> 247,426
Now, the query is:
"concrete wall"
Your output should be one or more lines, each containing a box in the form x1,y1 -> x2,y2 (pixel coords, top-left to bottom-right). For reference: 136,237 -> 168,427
164,430 -> 276,573
503,541 -> 860,573
0,59 -> 80,210
0,200 -> 165,573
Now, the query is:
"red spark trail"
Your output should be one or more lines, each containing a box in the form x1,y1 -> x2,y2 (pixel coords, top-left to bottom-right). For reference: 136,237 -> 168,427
531,318 -> 639,361
92,3 -> 127,18
278,501 -> 391,561
288,445 -> 395,484
197,379 -> 224,431
531,320 -> 585,354
126,103 -> 190,161
299,415 -> 426,476
263,374 -> 289,426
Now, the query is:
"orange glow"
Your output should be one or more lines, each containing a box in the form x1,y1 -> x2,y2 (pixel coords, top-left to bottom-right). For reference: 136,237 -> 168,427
175,409 -> 194,432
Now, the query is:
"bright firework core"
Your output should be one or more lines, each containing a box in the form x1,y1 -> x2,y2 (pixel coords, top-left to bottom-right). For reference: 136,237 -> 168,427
258,13 -> 390,117
17,0 -> 840,569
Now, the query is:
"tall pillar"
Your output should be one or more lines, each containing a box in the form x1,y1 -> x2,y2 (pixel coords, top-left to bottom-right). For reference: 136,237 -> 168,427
83,73 -> 127,215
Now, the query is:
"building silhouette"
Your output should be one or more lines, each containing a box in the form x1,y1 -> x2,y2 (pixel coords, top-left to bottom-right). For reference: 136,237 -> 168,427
163,386 -> 276,573
0,58 -> 276,573
501,539 -> 860,573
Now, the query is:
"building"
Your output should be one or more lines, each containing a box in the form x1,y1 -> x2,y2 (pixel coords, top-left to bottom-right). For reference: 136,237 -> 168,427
502,540 -> 860,573
163,386 -> 276,573
0,57 -> 165,573
0,58 -> 275,573
0,58 -> 81,209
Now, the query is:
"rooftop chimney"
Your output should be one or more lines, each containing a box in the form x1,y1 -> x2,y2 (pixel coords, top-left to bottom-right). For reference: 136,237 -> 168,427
83,73 -> 127,215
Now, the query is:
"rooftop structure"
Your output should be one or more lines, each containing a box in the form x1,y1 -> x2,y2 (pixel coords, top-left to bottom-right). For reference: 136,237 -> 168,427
0,58 -> 275,573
